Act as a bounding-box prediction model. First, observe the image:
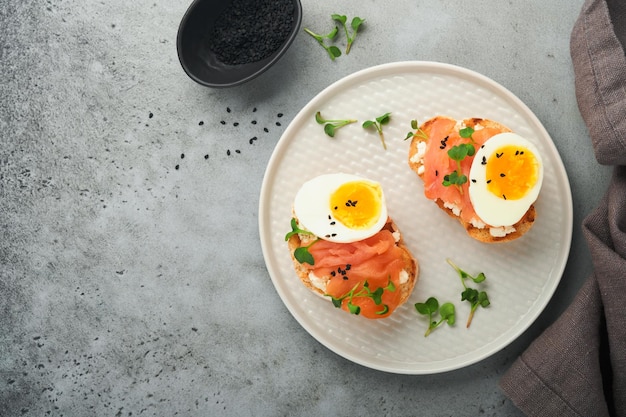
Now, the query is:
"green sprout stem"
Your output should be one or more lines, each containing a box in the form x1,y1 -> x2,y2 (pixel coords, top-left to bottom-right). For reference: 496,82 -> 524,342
362,112 -> 391,150
285,218 -> 318,265
328,278 -> 395,316
415,297 -> 456,337
315,111 -> 357,137
332,14 -> 364,54
446,259 -> 490,328
303,27 -> 342,60
404,119 -> 428,141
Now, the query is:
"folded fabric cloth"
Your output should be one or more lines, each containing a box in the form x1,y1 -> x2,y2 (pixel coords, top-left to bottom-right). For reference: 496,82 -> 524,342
499,0 -> 626,416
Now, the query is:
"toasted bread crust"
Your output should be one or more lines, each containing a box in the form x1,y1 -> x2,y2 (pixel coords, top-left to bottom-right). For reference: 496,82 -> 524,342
287,217 -> 418,307
408,116 -> 536,243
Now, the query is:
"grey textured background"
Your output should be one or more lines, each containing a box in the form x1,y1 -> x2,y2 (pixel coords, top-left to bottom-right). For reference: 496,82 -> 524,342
0,0 -> 611,416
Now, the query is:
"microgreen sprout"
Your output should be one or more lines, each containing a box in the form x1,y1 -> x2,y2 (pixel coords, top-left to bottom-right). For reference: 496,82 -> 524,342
285,218 -> 318,265
331,14 -> 364,54
328,278 -> 396,316
404,119 -> 428,141
442,142 -> 475,191
315,111 -> 357,137
446,259 -> 490,328
414,297 -> 456,337
362,112 -> 391,150
459,126 -> 475,139
303,26 -> 342,61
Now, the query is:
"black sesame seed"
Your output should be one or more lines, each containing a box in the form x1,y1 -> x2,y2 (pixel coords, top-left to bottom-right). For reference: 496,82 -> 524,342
149,112 -> 154,118
227,107 -> 231,113
481,156 -> 487,165
276,122 -> 281,126
520,151 -> 525,155
264,127 -> 269,133
487,179 -> 492,184
330,221 -> 336,225
235,149 -> 241,154
220,120 -> 226,125
471,179 -> 476,183
251,120 -> 257,125
253,107 -> 257,112
227,150 -> 231,156
199,121 -> 204,125
328,215 -> 332,220
233,122 -> 239,127
180,153 -> 185,159
503,194 -> 507,200
496,152 -> 503,158
331,233 -> 337,237
345,264 -> 351,270
175,164 -> 179,170
500,173 -> 506,177
330,270 -> 336,276
515,150 -> 519,155
249,136 -> 258,144
435,170 -> 439,177
204,154 -> 209,160
277,113 -> 283,118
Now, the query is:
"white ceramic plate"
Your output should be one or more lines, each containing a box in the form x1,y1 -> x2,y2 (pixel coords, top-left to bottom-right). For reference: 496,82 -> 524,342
259,61 -> 572,374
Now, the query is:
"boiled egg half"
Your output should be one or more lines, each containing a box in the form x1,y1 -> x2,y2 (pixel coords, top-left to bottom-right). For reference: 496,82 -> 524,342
469,132 -> 543,227
293,173 -> 388,243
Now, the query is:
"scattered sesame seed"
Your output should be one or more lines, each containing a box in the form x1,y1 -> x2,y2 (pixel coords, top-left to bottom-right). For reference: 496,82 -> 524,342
277,113 -> 283,117
199,121 -> 204,126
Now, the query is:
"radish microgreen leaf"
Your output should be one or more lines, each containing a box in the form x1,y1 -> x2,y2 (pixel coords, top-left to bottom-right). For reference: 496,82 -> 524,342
327,277 -> 395,316
285,218 -> 318,265
315,111 -> 357,137
414,297 -> 456,337
332,14 -> 364,54
442,142 -> 475,191
303,26 -> 342,60
447,259 -> 490,328
405,119 -> 428,141
362,112 -> 391,150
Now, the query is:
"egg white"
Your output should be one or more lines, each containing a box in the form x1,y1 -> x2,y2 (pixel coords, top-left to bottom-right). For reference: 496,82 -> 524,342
293,173 -> 388,243
469,133 -> 543,227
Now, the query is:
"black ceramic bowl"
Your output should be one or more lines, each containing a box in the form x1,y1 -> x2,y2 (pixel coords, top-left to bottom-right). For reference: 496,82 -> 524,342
177,0 -> 302,88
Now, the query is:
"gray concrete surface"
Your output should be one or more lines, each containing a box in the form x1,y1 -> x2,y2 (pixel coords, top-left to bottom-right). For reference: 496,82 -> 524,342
0,0 -> 611,416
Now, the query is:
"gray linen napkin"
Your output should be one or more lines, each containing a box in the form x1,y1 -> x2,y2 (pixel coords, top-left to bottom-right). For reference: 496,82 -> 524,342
499,0 -> 626,416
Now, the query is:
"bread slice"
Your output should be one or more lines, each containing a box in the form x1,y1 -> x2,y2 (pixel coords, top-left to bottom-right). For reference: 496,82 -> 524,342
408,116 -> 536,243
287,217 -> 418,314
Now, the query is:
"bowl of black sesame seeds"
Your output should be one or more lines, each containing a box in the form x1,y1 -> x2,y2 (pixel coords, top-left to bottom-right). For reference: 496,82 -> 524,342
177,0 -> 302,88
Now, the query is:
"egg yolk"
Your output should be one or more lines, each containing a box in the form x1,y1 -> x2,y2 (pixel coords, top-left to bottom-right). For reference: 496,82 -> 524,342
329,181 -> 382,230
486,145 -> 539,200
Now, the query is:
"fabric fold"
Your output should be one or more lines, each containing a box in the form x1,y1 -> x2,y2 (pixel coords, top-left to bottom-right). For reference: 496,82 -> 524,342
500,0 -> 626,415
